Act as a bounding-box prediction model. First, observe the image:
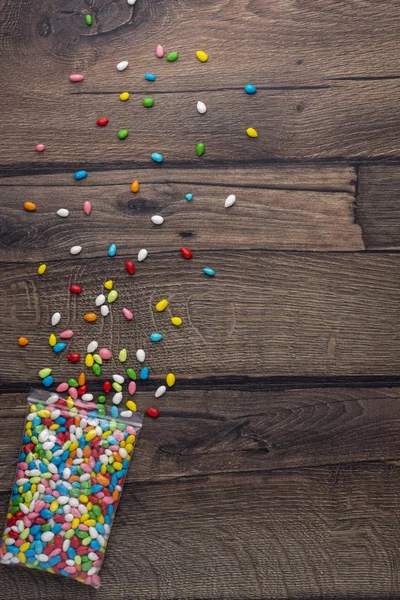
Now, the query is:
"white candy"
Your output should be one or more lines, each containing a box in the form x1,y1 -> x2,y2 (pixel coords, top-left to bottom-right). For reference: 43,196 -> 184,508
78,504 -> 88,515
42,441 -> 54,450
87,340 -> 98,353
113,374 -> 125,384
19,503 -> 29,514
138,248 -> 148,262
65,513 -> 74,522
70,245 -> 82,255
89,526 -> 98,539
100,455 -> 108,464
112,392 -> 123,405
39,430 -> 50,443
48,463 -> 57,474
88,567 -> 98,577
63,539 -> 71,552
119,447 -> 128,458
63,467 -> 71,479
58,496 -> 69,505
95,294 -> 106,306
136,349 -> 145,362
41,531 -> 54,542
88,552 -> 99,561
127,0 -> 137,5
101,305 -> 110,317
46,394 -> 59,404
69,498 -> 79,507
117,60 -> 129,71
37,554 -> 49,562
56,208 -> 69,218
197,101 -> 207,114
155,385 -> 166,398
120,411 -> 132,419
151,215 -> 164,225
51,312 -> 61,326
224,194 -> 236,208
82,393 -> 94,401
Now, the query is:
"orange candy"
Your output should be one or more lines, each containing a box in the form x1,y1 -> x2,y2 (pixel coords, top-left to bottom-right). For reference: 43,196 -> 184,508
23,201 -> 36,211
131,180 -> 140,193
97,474 -> 110,487
84,313 -> 97,322
18,337 -> 29,346
78,372 -> 86,386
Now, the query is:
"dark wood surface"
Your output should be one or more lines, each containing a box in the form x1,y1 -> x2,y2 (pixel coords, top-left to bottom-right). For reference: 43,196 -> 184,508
1,0 -> 400,598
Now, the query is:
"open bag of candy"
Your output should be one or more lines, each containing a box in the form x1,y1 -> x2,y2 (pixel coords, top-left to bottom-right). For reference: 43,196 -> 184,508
0,389 -> 143,588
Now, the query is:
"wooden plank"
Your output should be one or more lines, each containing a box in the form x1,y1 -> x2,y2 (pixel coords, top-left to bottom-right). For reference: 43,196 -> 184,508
1,80 -> 400,168
0,166 -> 363,258
1,253 -> 399,383
358,165 -> 400,249
1,463 -> 399,598
1,387 -> 400,492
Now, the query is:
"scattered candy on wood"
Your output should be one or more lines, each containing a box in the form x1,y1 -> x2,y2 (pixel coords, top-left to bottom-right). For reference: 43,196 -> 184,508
87,340 -> 98,353
101,305 -> 110,317
136,349 -> 145,363
74,170 -> 87,180
103,381 -> 112,393
126,368 -> 136,381
108,244 -> 117,257
70,245 -> 82,255
95,294 -> 105,306
166,373 -> 176,387
149,333 -> 163,342
108,290 -> 118,303
48,333 -> 56,347
156,44 -> 164,57
127,0 -> 137,5
197,101 -> 207,114
51,312 -> 61,326
84,313 -> 97,323
83,201 -> 92,215
97,117 -> 109,127
56,208 -> 69,217
125,261 -> 135,275
59,330 -> 74,339
155,386 -> 166,398
85,14 -> 92,25
166,52 -> 179,62
143,97 -> 154,107
128,382 -> 136,395
126,400 -> 137,411
146,407 -> 159,418
203,267 -> 215,276
244,84 -> 257,94
18,337 -> 29,346
37,264 -> 47,275
67,353 -> 80,362
155,299 -> 168,312
113,374 -> 125,384
70,284 -> 83,294
171,316 -> 182,326
104,280 -> 113,290
138,249 -> 148,262
181,247 -> 192,259
144,73 -> 156,81
117,61 -> 129,71
23,201 -> 36,212
140,366 -> 149,380
117,129 -> 129,139
119,92 -> 130,101
246,127 -> 258,138
35,144 -> 45,152
99,348 -> 112,360
151,152 -> 163,163
69,74 -> 84,82
196,143 -> 205,156
122,308 -> 133,320
53,342 -> 67,353
196,50 -> 208,62
118,348 -> 127,363
151,215 -> 164,225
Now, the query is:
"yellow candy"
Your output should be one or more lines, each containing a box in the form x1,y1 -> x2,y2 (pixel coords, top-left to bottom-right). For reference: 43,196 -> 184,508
70,441 -> 79,451
87,502 -> 93,511
72,518 -> 80,529
85,353 -> 94,367
104,279 -> 113,290
155,298 -> 169,312
171,316 -> 182,326
49,424 -> 59,430
18,552 -> 27,564
196,50 -> 208,62
20,542 -> 30,552
37,410 -> 50,418
85,430 -> 96,441
101,464 -> 107,475
98,515 -> 105,524
50,501 -> 59,512
166,372 -> 176,387
37,264 -> 47,275
79,495 -> 89,503
125,443 -> 133,453
81,514 -> 89,523
126,400 -> 137,412
48,333 -> 57,347
102,430 -> 111,439
126,434 -> 136,444
119,92 -> 130,101
246,127 -> 258,138
114,462 -> 122,471
85,519 -> 96,527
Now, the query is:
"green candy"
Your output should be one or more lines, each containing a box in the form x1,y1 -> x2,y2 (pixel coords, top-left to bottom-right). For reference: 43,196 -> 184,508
68,378 -> 79,388
117,129 -> 129,140
125,368 -> 137,381
92,363 -> 102,376
112,382 -> 122,393
93,353 -> 103,365
82,537 -> 92,546
97,395 -> 106,404
106,465 -> 115,474
98,407 -> 106,416
143,97 -> 154,107
166,51 -> 179,62
92,505 -> 101,516
75,555 -> 82,565
196,143 -> 205,156
65,529 -> 75,539
20,528 -> 30,540
10,506 -> 19,515
38,368 -> 52,379
12,496 -> 23,506
42,523 -> 52,532
82,561 -> 93,572
108,290 -> 118,303
101,441 -> 110,449
70,488 -> 80,498
24,491 -> 32,503
85,14 -> 92,25
118,348 -> 127,363
77,530 -> 89,539
36,403 -> 45,410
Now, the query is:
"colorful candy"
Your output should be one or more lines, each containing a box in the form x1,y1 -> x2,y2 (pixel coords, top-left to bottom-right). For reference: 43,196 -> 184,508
166,373 -> 176,387
180,247 -> 192,259
155,299 -> 168,312
131,180 -> 140,193
171,317 -> 182,326
117,61 -> 129,71
151,153 -> 163,163
196,101 -> 207,114
107,290 -> 118,303
18,337 -> 29,346
203,267 -> 215,277
224,194 -> 236,208
246,127 -> 258,138
0,392 -> 143,588
104,280 -> 113,290
119,92 -> 130,101
96,117 -> 109,127
196,50 -> 208,62
70,284 -> 83,294
155,385 -> 166,398
108,244 -> 117,257
70,245 -> 82,255
67,353 -> 80,363
53,342 -> 67,353
23,201 -> 36,212
60,330 -> 74,339
83,201 -> 92,215
35,144 -> 45,152
117,130 -> 129,139
156,45 -> 164,57
144,73 -> 156,81
140,367 -> 149,380
137,249 -> 148,262
143,98 -> 154,107
56,209 -> 69,218
122,308 -> 133,320
149,333 -> 163,342
125,261 -> 135,275
69,74 -> 84,82
74,171 -> 87,180
51,312 -> 61,326
185,193 -> 193,201
37,264 -> 47,275
166,52 -> 179,62
196,143 -> 205,156
118,349 -> 127,363
146,408 -> 159,418
244,84 -> 257,94
84,313 -> 97,323
136,349 -> 145,363
151,215 -> 164,225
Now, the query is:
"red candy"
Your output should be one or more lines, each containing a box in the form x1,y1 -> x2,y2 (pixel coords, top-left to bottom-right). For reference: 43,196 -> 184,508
70,284 -> 83,294
180,247 -> 193,259
102,381 -> 111,393
125,261 -> 135,275
67,353 -> 81,363
146,407 -> 159,418
97,116 -> 109,127
78,385 -> 87,396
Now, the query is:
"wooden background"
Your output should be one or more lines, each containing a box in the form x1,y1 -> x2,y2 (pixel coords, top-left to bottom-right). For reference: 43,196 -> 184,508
1,0 -> 400,598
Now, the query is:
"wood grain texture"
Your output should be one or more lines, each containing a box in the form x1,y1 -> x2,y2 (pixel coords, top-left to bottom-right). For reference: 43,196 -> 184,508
1,387 -> 400,492
0,166 -> 363,258
1,253 -> 400,384
358,165 -> 400,249
1,463 -> 400,599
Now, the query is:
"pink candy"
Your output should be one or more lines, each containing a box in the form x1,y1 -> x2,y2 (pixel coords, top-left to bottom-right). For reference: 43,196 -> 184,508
156,44 -> 164,57
59,330 -> 74,339
99,348 -> 112,359
83,201 -> 92,215
69,387 -> 78,400
35,144 -> 45,152
122,308 -> 133,320
56,382 -> 69,392
128,381 -> 136,395
69,74 -> 84,82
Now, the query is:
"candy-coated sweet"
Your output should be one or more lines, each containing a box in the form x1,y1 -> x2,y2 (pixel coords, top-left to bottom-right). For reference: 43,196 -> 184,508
166,373 -> 176,387
149,333 -> 163,342
151,152 -> 163,163
69,74 -> 84,82
36,144 -> 46,152
23,201 -> 36,211
117,129 -> 129,139
166,52 -> 178,62
171,316 -> 182,326
38,264 -> 47,275
119,92 -> 130,101
156,45 -> 164,57
122,308 -> 133,320
125,261 -> 135,275
70,284 -> 83,294
196,50 -> 208,62
84,313 -> 97,323
74,170 -> 87,180
18,337 -> 29,346
131,180 -> 139,193
244,84 -> 257,94
108,244 -> 117,257
53,342 -> 67,353
144,73 -> 156,81
246,127 -> 258,138
180,247 -> 192,259
146,407 -> 159,418
203,267 -> 215,276
155,299 -> 168,312
97,117 -> 109,127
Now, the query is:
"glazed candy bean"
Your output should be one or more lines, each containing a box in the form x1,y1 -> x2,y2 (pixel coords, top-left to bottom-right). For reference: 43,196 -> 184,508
156,45 -> 164,57
0,391 -> 143,588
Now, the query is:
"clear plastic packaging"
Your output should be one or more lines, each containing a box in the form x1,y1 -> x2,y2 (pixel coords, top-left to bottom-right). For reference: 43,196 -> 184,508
0,390 -> 143,588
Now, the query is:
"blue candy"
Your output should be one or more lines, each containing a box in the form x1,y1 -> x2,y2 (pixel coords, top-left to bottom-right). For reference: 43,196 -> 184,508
90,539 -> 101,551
203,267 -> 215,277
185,193 -> 193,201
145,73 -> 156,81
244,84 -> 257,94
140,366 -> 149,380
74,170 -> 87,180
110,406 -> 118,418
42,375 -> 54,387
151,152 -> 163,163
40,508 -> 53,519
108,243 -> 117,257
53,342 -> 67,353
149,332 -> 163,342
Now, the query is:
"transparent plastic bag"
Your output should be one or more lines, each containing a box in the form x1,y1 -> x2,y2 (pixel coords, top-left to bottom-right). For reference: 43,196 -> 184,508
0,389 -> 143,588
